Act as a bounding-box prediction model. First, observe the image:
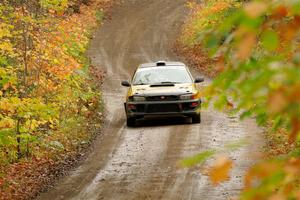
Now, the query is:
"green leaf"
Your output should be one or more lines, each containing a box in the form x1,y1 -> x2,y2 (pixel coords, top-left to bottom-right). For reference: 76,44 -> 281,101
205,35 -> 219,49
272,116 -> 283,131
224,139 -> 248,151
240,15 -> 263,29
96,10 -> 105,22
291,2 -> 300,14
261,30 -> 279,51
240,110 -> 253,120
180,150 -> 216,167
0,129 -> 15,146
214,94 -> 228,110
0,56 -> 9,67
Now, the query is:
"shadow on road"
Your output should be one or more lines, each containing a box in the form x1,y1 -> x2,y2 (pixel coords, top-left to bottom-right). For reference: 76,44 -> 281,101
134,116 -> 192,127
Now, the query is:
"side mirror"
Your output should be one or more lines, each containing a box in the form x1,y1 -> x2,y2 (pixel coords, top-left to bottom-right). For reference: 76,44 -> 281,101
121,80 -> 131,87
194,77 -> 204,83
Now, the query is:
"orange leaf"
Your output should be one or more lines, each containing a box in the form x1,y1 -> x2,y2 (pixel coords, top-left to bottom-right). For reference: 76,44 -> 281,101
226,101 -> 234,109
236,33 -> 256,60
268,194 -> 286,200
281,24 -> 297,42
272,5 -> 288,19
289,117 -> 300,143
3,83 -> 10,91
268,90 -> 288,114
216,55 -> 225,73
294,15 -> 300,26
244,162 -> 281,189
208,156 -> 233,186
289,84 -> 300,103
244,2 -> 267,18
295,191 -> 300,200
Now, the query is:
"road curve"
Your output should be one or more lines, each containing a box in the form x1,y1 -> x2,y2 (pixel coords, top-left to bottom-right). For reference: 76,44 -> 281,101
37,0 -> 263,199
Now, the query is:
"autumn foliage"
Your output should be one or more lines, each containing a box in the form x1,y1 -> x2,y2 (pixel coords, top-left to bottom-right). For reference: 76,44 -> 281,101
180,0 -> 300,199
0,0 -> 109,199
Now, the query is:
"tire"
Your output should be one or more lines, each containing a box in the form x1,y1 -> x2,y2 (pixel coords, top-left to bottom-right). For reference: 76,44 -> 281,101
192,113 -> 201,124
127,117 -> 136,127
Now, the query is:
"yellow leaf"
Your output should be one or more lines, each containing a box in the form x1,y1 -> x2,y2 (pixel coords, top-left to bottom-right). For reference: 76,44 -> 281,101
0,118 -> 14,129
0,41 -> 14,53
209,156 -> 233,185
186,1 -> 197,9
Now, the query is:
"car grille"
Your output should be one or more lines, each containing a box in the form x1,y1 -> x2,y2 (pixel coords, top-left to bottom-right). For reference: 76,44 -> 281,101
146,95 -> 179,101
147,104 -> 179,113
136,105 -> 146,112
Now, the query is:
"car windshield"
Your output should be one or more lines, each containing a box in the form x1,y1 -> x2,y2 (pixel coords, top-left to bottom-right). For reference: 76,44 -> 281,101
132,66 -> 193,85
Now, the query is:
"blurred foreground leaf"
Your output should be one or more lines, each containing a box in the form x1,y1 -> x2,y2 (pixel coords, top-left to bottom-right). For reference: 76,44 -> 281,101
180,150 -> 216,168
209,156 -> 233,186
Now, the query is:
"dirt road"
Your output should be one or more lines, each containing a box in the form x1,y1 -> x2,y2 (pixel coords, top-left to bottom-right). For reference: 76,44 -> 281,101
37,0 -> 263,199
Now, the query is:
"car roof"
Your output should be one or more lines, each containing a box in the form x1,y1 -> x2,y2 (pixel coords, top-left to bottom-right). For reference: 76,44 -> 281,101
139,61 -> 186,68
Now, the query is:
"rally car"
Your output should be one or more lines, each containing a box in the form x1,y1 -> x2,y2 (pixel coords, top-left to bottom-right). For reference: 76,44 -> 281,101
121,61 -> 204,127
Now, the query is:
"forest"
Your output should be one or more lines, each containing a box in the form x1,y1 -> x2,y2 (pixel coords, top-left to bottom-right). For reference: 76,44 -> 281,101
179,0 -> 300,199
0,0 -> 109,199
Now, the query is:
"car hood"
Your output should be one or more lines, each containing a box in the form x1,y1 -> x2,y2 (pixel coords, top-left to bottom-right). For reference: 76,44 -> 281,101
130,83 -> 197,96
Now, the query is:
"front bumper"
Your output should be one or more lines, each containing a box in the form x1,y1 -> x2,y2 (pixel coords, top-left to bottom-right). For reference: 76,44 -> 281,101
125,99 -> 201,118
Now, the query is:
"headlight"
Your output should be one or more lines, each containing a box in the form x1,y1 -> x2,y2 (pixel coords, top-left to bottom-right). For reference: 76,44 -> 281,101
180,92 -> 199,100
133,96 -> 146,101
180,94 -> 193,100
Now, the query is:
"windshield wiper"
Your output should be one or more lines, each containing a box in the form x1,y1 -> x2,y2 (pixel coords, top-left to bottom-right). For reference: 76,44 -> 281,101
161,81 -> 180,84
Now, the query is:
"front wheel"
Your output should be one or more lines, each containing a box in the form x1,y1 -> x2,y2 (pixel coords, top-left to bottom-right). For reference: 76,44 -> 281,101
192,113 -> 201,124
127,117 -> 136,127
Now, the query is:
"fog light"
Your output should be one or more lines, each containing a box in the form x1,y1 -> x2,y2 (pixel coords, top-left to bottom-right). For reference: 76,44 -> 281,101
128,104 -> 136,110
190,102 -> 199,107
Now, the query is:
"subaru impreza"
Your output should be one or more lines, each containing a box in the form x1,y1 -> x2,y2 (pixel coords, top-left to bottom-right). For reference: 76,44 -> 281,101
121,61 -> 204,127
